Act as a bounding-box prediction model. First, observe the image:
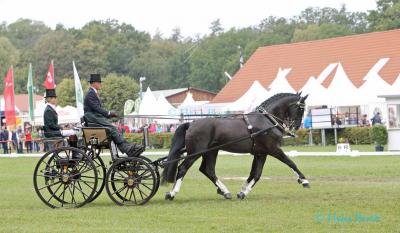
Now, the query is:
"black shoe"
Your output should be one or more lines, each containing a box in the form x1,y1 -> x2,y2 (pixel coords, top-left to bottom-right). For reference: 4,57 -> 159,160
127,144 -> 145,157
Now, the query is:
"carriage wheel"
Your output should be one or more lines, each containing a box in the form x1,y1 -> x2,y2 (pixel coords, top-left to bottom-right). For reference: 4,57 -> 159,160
33,147 -> 98,208
138,156 -> 160,198
86,149 -> 106,203
106,157 -> 157,206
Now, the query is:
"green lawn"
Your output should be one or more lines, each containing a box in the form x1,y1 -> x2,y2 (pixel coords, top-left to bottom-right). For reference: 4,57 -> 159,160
0,155 -> 399,233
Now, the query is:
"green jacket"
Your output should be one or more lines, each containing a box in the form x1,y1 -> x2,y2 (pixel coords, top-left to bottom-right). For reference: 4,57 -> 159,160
43,105 -> 62,138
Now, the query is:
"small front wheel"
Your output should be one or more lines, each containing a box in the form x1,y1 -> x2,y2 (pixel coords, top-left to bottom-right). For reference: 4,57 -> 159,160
106,157 -> 157,206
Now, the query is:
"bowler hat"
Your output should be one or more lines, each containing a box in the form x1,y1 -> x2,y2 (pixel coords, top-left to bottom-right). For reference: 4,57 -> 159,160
45,89 -> 57,98
89,74 -> 101,83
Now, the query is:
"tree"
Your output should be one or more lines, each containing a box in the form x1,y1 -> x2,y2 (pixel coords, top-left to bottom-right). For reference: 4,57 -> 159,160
4,19 -> 50,49
368,0 -> 400,31
56,78 -> 89,107
170,27 -> 182,42
209,19 -> 224,36
291,24 -> 353,42
100,74 -> 139,116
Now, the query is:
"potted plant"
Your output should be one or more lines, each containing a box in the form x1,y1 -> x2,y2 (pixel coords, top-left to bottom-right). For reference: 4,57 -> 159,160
371,125 -> 388,152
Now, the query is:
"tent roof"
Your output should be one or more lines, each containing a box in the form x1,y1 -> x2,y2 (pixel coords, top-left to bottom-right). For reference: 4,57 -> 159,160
300,77 -> 328,106
268,68 -> 296,95
138,87 -> 158,115
224,80 -> 270,112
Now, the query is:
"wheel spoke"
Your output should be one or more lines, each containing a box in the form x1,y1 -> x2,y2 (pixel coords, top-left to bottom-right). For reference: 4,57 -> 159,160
46,182 -> 63,203
38,181 -> 62,191
67,185 -> 77,206
140,183 -> 153,192
61,184 -> 67,207
72,181 -> 90,200
110,184 -> 127,196
122,187 -> 130,203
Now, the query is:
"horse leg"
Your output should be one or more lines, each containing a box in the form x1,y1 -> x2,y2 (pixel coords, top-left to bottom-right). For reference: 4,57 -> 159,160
272,148 -> 310,188
165,155 -> 201,200
199,150 -> 232,199
237,155 -> 267,200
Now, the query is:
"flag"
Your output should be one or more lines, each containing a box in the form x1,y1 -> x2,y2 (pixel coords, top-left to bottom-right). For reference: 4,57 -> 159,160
44,61 -> 56,89
27,63 -> 35,122
3,66 -> 16,126
73,61 -> 84,117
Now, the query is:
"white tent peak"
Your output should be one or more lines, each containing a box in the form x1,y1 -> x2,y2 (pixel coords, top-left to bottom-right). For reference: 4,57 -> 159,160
316,63 -> 338,84
300,76 -> 328,106
268,67 -> 295,94
363,58 -> 390,81
138,87 -> 158,115
179,92 -> 196,108
224,80 -> 270,113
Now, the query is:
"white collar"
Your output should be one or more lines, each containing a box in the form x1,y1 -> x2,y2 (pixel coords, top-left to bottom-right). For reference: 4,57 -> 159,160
47,103 -> 57,111
91,87 -> 98,94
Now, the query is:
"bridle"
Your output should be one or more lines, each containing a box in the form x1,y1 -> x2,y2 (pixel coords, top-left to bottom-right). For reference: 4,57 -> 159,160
256,100 -> 305,136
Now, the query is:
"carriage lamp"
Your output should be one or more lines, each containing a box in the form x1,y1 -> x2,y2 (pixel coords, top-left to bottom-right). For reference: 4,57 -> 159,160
89,136 -> 99,145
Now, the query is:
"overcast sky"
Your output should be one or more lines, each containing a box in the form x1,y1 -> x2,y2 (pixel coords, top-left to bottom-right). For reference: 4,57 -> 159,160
0,0 -> 377,37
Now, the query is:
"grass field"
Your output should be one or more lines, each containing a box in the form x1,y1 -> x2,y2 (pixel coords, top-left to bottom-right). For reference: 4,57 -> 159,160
0,155 -> 399,233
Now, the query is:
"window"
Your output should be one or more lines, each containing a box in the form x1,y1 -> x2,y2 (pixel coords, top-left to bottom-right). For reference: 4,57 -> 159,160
388,104 -> 400,129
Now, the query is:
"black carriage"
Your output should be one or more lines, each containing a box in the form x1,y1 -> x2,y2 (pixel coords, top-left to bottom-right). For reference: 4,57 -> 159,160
33,126 -> 161,208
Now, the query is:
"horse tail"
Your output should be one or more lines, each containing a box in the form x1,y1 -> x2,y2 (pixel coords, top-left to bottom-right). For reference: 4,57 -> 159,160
162,122 -> 190,184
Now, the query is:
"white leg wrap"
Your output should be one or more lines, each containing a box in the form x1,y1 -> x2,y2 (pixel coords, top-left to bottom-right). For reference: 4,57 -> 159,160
291,168 -> 300,179
216,179 -> 230,194
241,179 -> 255,195
301,179 -> 309,185
170,178 -> 182,196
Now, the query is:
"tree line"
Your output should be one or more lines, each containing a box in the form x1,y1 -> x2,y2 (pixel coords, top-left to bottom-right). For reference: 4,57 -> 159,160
0,0 -> 399,107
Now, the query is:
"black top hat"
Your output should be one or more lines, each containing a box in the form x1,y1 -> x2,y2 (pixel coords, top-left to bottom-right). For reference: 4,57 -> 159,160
45,89 -> 57,98
89,74 -> 101,83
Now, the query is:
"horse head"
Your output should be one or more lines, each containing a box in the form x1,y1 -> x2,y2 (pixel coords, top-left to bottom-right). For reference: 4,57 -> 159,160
257,92 -> 308,131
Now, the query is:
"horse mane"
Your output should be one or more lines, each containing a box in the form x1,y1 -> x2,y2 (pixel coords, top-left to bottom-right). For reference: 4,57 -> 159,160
258,93 -> 298,110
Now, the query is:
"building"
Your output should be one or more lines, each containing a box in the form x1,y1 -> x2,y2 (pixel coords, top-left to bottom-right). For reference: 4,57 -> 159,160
153,87 -> 216,106
212,29 -> 400,103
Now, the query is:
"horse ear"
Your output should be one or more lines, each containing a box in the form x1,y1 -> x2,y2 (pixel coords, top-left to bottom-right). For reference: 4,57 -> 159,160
301,94 -> 309,102
297,91 -> 302,96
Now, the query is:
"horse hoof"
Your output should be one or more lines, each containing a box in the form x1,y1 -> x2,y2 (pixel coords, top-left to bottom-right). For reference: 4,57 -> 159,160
302,183 -> 311,188
237,192 -> 246,200
297,179 -> 302,184
165,192 -> 175,200
224,193 -> 232,199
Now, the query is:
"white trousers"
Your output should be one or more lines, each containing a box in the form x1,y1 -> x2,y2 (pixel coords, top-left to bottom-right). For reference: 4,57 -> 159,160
61,130 -> 76,137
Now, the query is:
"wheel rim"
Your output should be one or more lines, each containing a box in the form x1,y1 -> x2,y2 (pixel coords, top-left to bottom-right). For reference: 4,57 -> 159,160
33,147 -> 98,208
106,158 -> 156,206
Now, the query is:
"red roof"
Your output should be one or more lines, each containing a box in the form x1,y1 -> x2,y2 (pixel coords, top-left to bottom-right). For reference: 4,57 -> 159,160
1,94 -> 43,112
212,29 -> 400,103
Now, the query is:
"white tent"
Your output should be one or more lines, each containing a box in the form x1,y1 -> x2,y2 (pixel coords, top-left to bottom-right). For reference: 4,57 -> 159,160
268,67 -> 296,95
155,93 -> 179,124
358,58 -> 393,104
138,87 -> 158,115
299,76 -> 328,106
223,80 -> 270,113
325,63 -> 361,106
390,73 -> 400,94
178,92 -> 196,108
0,97 -> 20,112
33,100 -> 80,126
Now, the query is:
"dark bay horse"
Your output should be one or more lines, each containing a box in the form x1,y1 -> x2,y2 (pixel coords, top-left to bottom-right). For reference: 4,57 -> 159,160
162,93 -> 309,200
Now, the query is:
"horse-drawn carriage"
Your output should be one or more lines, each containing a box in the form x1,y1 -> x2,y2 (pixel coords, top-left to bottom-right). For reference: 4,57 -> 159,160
33,92 -> 310,208
33,125 -> 163,208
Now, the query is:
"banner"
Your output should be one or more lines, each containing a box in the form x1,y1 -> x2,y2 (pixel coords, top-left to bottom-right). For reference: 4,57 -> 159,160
73,61 -> 84,117
27,63 -> 35,122
44,61 -> 55,89
3,66 -> 16,126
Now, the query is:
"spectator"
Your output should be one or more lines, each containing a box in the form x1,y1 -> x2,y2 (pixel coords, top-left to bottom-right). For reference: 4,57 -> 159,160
371,112 -> 382,125
303,112 -> 312,129
0,127 -> 8,154
359,114 -> 370,127
17,126 -> 24,153
25,129 -> 33,153
11,130 -> 17,151
32,129 -> 40,152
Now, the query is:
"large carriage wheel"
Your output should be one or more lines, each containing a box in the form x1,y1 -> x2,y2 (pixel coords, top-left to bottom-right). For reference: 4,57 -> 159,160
84,148 -> 106,203
33,147 -> 98,208
138,156 -> 160,198
106,157 -> 157,206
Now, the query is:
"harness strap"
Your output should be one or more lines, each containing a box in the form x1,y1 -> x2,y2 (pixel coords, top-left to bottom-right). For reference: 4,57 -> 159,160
243,115 -> 256,154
